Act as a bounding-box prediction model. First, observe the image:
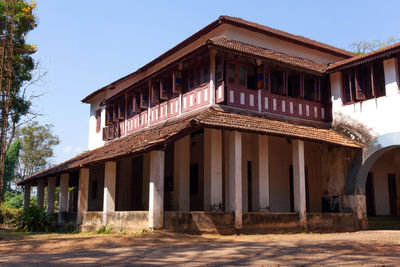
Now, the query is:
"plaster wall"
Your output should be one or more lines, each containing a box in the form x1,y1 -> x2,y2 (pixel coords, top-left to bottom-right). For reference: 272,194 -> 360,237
222,24 -> 346,65
369,150 -> 397,215
88,94 -> 106,150
330,58 -> 400,136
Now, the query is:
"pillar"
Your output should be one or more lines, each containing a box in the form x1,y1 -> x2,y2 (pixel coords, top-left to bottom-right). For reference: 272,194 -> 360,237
36,180 -> 45,207
103,161 -> 116,214
204,128 -> 222,211
383,57 -> 399,97
58,173 -> 69,223
77,168 -> 90,227
46,177 -> 56,214
292,139 -> 307,227
254,134 -> 269,211
174,135 -> 190,211
23,184 -> 31,210
229,131 -> 242,229
149,150 -> 165,229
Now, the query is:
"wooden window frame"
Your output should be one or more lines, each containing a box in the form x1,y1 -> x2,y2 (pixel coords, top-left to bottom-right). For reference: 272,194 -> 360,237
95,109 -> 101,133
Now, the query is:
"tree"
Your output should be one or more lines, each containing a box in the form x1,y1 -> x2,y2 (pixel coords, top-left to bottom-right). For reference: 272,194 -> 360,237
350,37 -> 399,55
18,122 -> 59,179
3,138 -> 19,194
0,0 -> 38,202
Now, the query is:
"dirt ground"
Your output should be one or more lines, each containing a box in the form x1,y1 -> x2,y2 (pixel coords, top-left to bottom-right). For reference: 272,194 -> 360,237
1,228 -> 400,266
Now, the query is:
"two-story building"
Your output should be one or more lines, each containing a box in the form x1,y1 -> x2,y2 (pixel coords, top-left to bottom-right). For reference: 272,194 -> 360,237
17,16 -> 400,233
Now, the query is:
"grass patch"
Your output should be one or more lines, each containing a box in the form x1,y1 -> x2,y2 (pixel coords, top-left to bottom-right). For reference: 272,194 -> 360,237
96,225 -> 115,234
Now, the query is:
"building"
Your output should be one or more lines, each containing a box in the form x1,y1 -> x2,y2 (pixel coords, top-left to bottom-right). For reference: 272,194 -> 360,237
17,16 -> 400,233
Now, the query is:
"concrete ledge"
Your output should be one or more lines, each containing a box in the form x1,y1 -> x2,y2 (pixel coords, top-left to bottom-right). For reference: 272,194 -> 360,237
78,211 -> 358,233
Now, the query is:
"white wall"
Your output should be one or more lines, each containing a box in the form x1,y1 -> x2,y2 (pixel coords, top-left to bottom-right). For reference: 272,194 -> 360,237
88,94 -> 106,150
222,24 -> 346,65
331,58 -> 400,136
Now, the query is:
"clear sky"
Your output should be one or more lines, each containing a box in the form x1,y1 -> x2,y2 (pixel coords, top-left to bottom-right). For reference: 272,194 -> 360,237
27,0 -> 400,164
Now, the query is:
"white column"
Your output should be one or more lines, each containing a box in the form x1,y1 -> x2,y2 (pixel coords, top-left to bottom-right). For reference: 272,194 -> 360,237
204,128 -> 223,211
255,134 -> 269,211
46,177 -> 56,214
174,135 -> 190,211
292,139 -> 307,227
209,49 -> 216,105
103,161 -> 117,214
77,168 -> 90,227
58,173 -> 69,223
229,131 -> 242,229
23,184 -> 31,210
149,150 -> 165,229
383,58 -> 399,97
36,180 -> 45,207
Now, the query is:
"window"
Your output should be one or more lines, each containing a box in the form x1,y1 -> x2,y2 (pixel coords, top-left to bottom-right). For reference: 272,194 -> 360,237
372,60 -> 385,97
95,109 -> 101,133
227,63 -> 235,84
189,69 -> 195,89
196,66 -> 201,87
320,75 -> 331,104
342,60 -> 385,104
238,64 -> 246,87
270,68 -> 285,95
247,65 -> 256,90
216,57 -> 223,81
287,71 -> 301,98
203,62 -> 209,83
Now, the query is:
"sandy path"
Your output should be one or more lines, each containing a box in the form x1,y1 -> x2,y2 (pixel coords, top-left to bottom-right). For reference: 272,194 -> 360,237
1,230 -> 400,266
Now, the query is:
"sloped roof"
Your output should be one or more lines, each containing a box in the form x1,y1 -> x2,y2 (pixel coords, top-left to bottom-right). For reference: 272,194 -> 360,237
17,106 -> 360,186
82,16 -> 353,103
327,42 -> 400,72
208,37 -> 327,75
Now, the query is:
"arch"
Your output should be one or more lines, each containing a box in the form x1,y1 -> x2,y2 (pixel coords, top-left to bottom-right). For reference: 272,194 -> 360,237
346,132 -> 400,195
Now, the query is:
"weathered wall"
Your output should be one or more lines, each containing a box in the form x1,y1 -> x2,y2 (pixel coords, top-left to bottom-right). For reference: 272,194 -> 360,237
88,93 -> 106,150
369,149 -> 399,215
269,136 -> 292,212
88,164 -> 104,211
81,211 -> 148,232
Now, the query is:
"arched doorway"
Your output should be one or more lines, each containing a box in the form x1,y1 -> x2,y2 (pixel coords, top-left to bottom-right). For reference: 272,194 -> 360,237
347,132 -> 400,228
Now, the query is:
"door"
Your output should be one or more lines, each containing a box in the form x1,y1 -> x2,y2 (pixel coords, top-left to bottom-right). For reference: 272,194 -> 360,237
388,174 -> 397,217
365,172 -> 376,216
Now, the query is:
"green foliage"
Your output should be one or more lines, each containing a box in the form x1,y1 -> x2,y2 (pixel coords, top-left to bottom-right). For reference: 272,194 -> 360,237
3,140 -> 21,195
3,191 -> 23,209
16,205 -> 53,232
18,122 -> 60,178
0,205 -> 21,225
96,225 -> 115,234
351,37 -> 399,54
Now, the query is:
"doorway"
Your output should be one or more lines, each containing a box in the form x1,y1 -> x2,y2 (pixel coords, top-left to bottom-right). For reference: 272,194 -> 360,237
388,174 -> 397,217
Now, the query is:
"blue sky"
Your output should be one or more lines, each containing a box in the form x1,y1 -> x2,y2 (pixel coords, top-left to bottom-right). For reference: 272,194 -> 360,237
27,0 -> 400,164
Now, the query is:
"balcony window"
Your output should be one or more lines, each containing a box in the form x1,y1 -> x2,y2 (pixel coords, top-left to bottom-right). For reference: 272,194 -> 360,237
238,65 -> 246,87
304,74 -> 320,101
216,57 -> 223,81
189,70 -> 195,89
287,71 -> 301,98
270,69 -> 285,95
196,66 -> 201,87
203,62 -> 209,84
227,63 -> 235,84
372,61 -> 385,97
247,65 -> 256,90
95,109 -> 101,133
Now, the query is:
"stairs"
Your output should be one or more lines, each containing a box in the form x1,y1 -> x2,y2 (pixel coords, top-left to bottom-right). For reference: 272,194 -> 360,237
368,216 -> 400,230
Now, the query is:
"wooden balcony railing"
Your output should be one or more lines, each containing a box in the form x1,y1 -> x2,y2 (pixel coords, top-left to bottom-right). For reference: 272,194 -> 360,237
102,82 -> 331,142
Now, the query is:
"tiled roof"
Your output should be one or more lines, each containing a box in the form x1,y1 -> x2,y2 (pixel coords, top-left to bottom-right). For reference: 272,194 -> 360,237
17,106 -> 360,186
327,42 -> 400,72
219,16 -> 354,58
208,37 -> 327,75
82,16 -> 354,103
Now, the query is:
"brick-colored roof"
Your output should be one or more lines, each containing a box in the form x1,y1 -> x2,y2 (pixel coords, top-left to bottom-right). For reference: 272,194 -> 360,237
327,42 -> 400,72
17,106 -> 360,186
208,37 -> 327,75
82,16 -> 354,103
219,16 -> 354,58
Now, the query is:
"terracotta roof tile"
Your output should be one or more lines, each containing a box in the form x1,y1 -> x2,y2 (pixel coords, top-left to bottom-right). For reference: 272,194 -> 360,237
219,16 -> 354,58
327,42 -> 400,72
209,37 -> 327,75
17,106 -> 360,185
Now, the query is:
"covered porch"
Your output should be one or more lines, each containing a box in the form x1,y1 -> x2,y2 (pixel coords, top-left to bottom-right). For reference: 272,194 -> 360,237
19,107 -> 361,233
